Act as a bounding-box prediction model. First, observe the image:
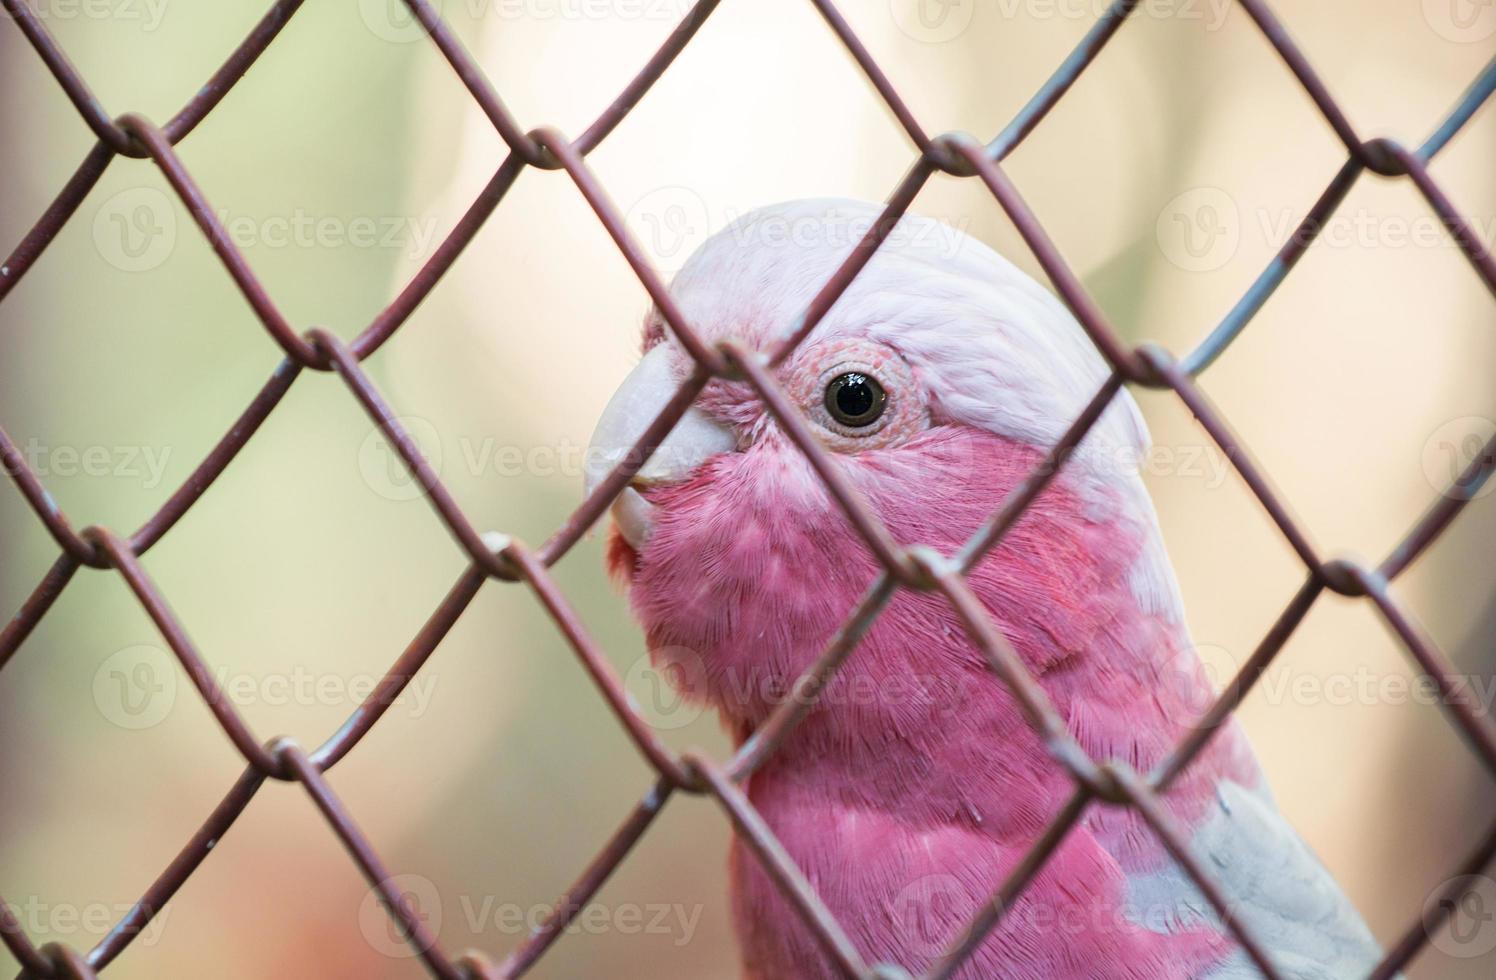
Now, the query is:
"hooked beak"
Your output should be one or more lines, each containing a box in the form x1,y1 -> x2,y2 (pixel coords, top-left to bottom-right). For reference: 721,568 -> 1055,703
584,344 -> 736,550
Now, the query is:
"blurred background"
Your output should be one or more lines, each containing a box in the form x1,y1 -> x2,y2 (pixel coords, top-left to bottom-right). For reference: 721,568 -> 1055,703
1,0 -> 1493,977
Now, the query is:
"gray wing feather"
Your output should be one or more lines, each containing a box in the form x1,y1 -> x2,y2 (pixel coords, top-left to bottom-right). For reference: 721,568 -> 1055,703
1125,780 -> 1389,979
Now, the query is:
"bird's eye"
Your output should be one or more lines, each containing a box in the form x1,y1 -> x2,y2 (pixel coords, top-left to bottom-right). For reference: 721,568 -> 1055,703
823,372 -> 886,428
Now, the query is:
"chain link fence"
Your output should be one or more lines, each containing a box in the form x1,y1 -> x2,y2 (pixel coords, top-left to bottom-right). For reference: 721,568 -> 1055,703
1,0 -> 1494,977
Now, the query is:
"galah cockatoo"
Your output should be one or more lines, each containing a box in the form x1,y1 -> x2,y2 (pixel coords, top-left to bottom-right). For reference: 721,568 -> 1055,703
583,199 -> 1383,979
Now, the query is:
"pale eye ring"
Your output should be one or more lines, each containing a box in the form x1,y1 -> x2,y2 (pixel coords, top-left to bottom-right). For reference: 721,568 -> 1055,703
823,372 -> 887,428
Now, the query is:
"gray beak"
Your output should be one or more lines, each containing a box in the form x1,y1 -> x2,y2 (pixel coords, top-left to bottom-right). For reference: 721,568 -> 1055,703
583,344 -> 736,549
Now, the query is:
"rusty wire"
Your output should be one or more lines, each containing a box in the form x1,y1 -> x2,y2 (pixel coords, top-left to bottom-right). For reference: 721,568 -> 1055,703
1,0 -> 1495,977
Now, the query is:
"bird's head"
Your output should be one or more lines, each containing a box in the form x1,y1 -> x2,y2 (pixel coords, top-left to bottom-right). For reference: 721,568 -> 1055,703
584,198 -> 1178,726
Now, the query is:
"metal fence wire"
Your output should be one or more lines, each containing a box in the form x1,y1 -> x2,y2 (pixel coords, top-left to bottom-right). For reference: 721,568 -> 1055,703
1,0 -> 1494,977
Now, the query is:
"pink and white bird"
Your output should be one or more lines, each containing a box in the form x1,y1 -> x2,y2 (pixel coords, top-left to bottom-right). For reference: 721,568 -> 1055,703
584,199 -> 1383,979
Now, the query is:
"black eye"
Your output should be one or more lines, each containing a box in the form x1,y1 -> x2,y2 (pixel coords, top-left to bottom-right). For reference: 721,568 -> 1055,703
823,372 -> 887,428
